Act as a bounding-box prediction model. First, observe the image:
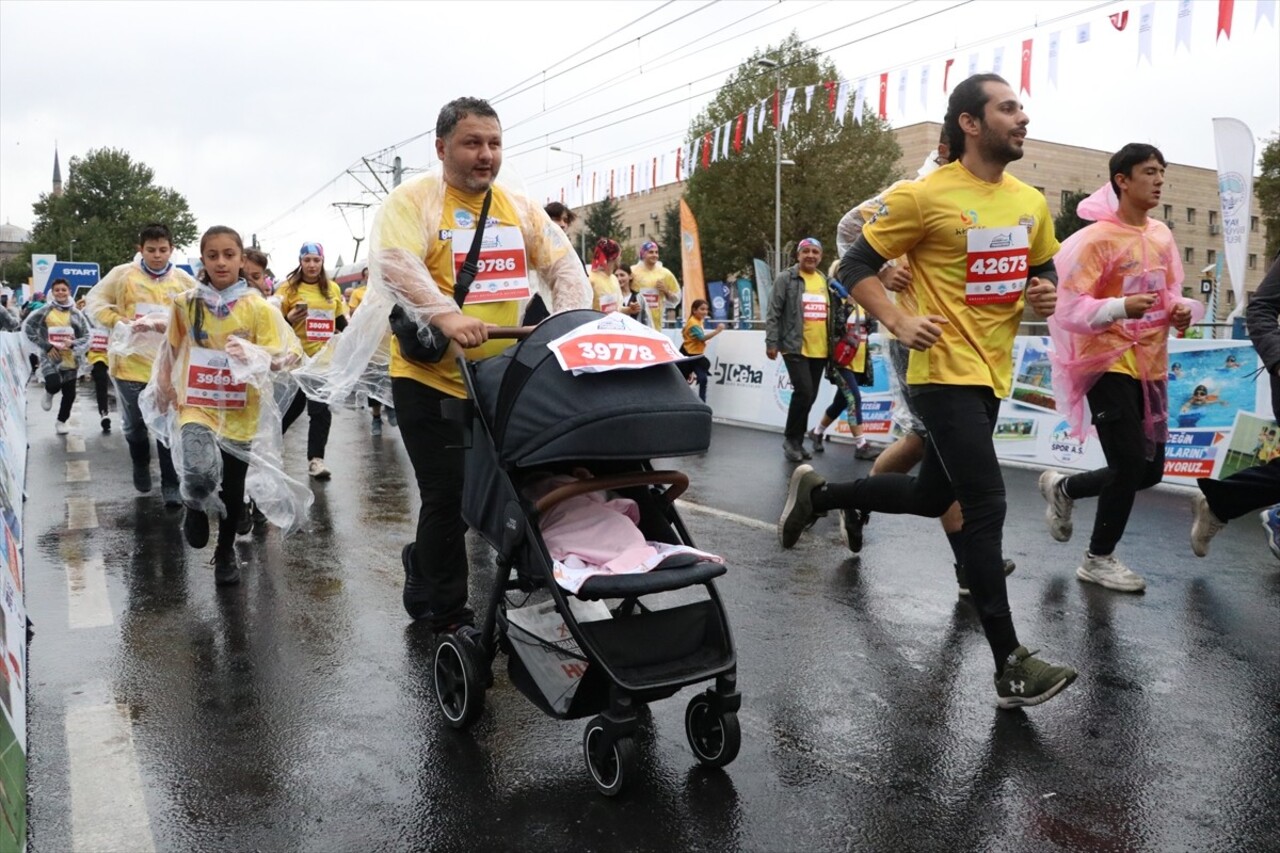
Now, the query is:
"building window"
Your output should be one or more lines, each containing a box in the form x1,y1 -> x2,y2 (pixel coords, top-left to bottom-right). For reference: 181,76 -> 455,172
639,224 -> 646,237
1163,204 -> 1172,220
1227,290 -> 1234,305
625,226 -> 633,239
1208,210 -> 1218,227
1186,207 -> 1196,224
1207,248 -> 1217,265
1250,254 -> 1258,270
1034,186 -> 1045,195
1184,247 -> 1194,263
1252,216 -> 1260,233
1061,190 -> 1072,210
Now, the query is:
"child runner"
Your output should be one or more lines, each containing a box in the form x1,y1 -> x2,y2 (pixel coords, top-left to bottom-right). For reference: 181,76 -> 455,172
279,242 -> 348,479
23,278 -> 90,434
343,265 -> 396,436
681,298 -> 723,402
632,241 -> 681,328
588,238 -> 623,314
84,223 -> 198,503
1039,144 -> 1199,592
87,318 -> 111,433
147,226 -> 306,584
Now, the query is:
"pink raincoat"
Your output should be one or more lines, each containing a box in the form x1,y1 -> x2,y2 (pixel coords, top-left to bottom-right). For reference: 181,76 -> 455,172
1049,184 -> 1204,454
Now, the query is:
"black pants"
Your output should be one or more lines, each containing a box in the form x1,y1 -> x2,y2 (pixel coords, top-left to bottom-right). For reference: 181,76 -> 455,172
812,385 -> 1019,668
685,355 -> 711,402
116,378 -> 179,487
392,378 -> 471,630
1062,374 -> 1166,556
44,368 -> 76,422
783,354 -> 826,442
281,390 -> 332,460
823,366 -> 863,425
1198,371 -> 1280,521
90,362 -> 110,415
179,423 -> 249,551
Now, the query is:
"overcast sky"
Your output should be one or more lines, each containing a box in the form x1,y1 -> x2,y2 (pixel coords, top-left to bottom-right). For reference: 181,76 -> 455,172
2,0 -> 1276,269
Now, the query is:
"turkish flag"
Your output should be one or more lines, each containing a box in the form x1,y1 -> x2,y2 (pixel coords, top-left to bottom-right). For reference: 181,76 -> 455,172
733,113 -> 745,152
878,72 -> 888,119
825,80 -> 836,111
943,58 -> 955,92
701,132 -> 712,169
1110,10 -> 1129,30
1217,0 -> 1234,40
1020,39 -> 1033,95
773,89 -> 780,127
675,146 -> 682,181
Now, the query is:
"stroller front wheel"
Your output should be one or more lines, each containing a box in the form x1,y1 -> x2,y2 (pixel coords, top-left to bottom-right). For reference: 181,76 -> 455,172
685,692 -> 741,768
583,718 -> 637,797
433,634 -> 485,729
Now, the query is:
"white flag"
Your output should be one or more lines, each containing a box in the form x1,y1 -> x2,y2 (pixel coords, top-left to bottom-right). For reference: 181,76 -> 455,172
992,46 -> 1004,74
836,80 -> 851,124
1048,30 -> 1061,87
1077,22 -> 1091,43
757,99 -> 767,133
919,65 -> 930,109
689,139 -> 699,174
721,120 -> 732,159
781,87 -> 797,129
851,79 -> 864,125
896,69 -> 907,116
658,154 -> 666,186
1175,0 -> 1193,50
745,106 -> 756,144
967,52 -> 978,77
1213,117 -> 1255,320
711,125 -> 721,162
1260,0 -> 1277,28
804,84 -> 815,112
1138,2 -> 1155,64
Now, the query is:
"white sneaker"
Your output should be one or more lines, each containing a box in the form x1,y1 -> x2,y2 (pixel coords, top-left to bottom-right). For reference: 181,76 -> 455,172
55,420 -> 69,435
41,392 -> 54,411
308,458 -> 331,481
1038,469 -> 1074,542
1076,552 -> 1146,592
1190,493 -> 1226,557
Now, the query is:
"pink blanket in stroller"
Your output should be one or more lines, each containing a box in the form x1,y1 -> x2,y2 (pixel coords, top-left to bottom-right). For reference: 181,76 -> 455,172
528,474 -> 723,593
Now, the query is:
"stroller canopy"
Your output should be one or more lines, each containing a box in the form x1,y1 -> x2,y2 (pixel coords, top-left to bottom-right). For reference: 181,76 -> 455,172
472,310 -> 712,466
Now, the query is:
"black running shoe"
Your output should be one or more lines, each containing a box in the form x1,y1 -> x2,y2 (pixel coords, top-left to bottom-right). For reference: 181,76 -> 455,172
183,506 -> 209,549
839,509 -> 865,553
401,542 -> 431,620
213,547 -> 241,586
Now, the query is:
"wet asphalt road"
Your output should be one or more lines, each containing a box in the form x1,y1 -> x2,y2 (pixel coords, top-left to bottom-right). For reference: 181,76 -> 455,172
22,383 -> 1280,852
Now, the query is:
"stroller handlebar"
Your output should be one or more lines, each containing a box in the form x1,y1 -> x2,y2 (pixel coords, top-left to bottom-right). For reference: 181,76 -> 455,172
487,326 -> 535,340
534,470 -> 690,515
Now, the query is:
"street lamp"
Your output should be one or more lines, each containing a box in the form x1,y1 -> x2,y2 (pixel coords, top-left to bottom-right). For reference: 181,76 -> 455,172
756,56 -> 783,273
550,145 -> 587,262
69,239 -> 77,262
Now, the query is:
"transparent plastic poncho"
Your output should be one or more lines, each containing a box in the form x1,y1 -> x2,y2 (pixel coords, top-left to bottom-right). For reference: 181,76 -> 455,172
294,169 -> 592,407
21,301 -> 91,379
1048,184 -> 1204,452
138,282 -> 312,533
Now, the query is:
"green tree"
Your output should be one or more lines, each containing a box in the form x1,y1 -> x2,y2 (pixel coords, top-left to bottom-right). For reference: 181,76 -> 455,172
582,194 -> 625,256
1257,133 -> 1280,260
1054,189 -> 1091,241
27,148 -> 198,275
658,201 -> 682,282
683,33 -> 901,278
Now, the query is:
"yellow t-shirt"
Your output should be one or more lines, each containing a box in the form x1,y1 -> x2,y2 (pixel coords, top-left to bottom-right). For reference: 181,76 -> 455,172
379,181 -> 569,398
279,280 -> 348,357
44,307 -> 77,370
87,262 -> 198,383
631,263 -> 680,329
863,161 -> 1058,397
348,285 -> 368,313
589,270 -> 623,314
167,290 -> 286,444
682,317 -> 708,356
87,325 -> 109,366
799,271 -> 829,359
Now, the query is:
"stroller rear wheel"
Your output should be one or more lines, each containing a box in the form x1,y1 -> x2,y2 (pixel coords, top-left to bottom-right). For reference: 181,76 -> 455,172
433,634 -> 485,729
583,718 -> 637,797
685,691 -> 741,768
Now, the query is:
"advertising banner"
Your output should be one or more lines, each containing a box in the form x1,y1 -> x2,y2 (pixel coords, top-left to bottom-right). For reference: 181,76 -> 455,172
1212,117 -> 1255,320
30,254 -> 56,294
0,331 -> 28,851
678,199 -> 706,319
41,261 -> 100,295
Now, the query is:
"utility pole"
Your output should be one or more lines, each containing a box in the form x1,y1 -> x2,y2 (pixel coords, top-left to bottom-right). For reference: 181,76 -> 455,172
756,56 -> 782,273
393,156 -> 403,188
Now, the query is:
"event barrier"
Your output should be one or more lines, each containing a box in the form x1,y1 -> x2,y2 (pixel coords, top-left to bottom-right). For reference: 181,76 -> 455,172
666,329 -> 1276,487
0,331 -> 28,849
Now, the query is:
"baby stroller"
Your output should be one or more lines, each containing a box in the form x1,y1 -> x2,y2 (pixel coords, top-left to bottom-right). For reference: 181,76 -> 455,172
438,309 -> 740,796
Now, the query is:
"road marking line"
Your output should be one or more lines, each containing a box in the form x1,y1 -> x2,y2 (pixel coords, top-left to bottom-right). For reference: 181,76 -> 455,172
67,554 -> 112,630
66,497 -> 98,531
66,695 -> 155,853
66,435 -> 86,453
675,498 -> 774,531
66,460 -> 91,483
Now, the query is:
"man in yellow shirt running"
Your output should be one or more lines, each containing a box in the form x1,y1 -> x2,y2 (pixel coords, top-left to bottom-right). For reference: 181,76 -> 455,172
779,74 -> 1077,710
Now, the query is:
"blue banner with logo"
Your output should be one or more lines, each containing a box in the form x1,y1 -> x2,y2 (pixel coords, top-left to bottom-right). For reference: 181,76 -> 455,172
43,262 -> 100,297
707,281 -> 730,329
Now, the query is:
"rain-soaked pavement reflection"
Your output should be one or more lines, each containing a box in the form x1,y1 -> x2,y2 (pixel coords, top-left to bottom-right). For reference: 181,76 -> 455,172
23,391 -> 1280,851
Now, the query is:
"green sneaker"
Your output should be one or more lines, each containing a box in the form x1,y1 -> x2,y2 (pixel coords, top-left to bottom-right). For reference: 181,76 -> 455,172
995,646 -> 1077,709
778,464 -> 826,549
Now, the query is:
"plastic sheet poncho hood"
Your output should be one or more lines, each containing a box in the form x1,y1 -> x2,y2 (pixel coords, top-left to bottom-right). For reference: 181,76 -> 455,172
1048,183 -> 1204,452
294,169 -> 592,408
138,283 -> 312,532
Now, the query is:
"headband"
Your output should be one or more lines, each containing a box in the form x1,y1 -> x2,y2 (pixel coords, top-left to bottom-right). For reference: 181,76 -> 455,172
640,241 -> 659,254
299,242 -> 324,259
591,238 -> 621,271
797,237 -> 823,251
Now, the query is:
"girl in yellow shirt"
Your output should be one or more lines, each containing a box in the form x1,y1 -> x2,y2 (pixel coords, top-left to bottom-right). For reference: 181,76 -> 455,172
151,226 -> 305,585
279,242 -> 347,479
681,298 -> 723,402
22,278 -> 90,435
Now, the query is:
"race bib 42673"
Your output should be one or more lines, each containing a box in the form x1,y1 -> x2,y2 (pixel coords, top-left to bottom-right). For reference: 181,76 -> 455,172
965,227 -> 1029,305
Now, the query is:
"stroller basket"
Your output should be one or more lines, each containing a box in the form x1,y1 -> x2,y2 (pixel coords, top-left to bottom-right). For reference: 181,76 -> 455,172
472,309 -> 712,466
